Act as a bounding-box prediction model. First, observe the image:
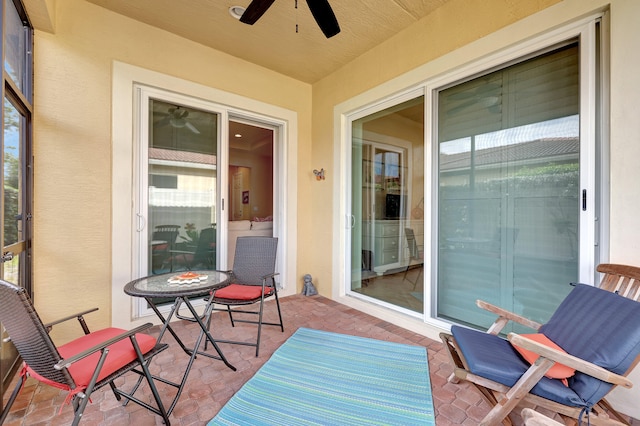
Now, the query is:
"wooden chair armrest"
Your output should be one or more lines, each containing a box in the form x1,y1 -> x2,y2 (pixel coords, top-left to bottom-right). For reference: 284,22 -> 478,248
43,308 -> 99,335
521,408 -> 563,425
54,323 -> 155,370
507,333 -> 633,388
476,300 -> 542,334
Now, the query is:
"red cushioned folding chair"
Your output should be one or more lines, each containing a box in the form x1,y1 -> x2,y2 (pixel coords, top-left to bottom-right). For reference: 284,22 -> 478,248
205,236 -> 283,356
0,279 -> 170,426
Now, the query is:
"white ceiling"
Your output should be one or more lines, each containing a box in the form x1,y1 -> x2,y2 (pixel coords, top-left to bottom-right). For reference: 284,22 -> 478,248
84,0 -> 450,83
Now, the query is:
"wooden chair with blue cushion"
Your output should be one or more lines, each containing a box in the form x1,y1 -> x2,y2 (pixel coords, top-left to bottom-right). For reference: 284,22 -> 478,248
440,263 -> 640,425
0,279 -> 170,426
205,236 -> 283,356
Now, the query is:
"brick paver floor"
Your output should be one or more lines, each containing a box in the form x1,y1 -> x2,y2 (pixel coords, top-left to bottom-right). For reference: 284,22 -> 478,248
2,294 -> 639,425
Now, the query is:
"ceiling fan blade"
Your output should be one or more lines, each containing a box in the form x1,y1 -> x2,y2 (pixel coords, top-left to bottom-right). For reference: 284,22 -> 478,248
240,0 -> 276,25
185,122 -> 201,134
305,0 -> 340,38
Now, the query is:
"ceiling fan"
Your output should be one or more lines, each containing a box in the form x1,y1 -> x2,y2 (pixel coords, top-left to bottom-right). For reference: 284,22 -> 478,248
240,0 -> 340,38
445,82 -> 502,116
155,106 -> 201,134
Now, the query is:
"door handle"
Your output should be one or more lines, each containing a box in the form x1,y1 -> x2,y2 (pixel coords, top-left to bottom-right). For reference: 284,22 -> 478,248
136,214 -> 146,232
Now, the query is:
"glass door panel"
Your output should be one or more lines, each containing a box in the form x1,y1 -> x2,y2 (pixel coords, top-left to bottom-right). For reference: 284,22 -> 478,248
2,97 -> 29,406
2,97 -> 25,284
147,99 -> 219,277
437,44 -> 580,329
227,120 -> 274,268
350,97 -> 424,313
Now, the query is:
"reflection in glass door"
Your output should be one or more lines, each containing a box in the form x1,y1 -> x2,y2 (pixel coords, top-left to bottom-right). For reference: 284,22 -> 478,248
227,120 -> 274,268
2,98 -> 27,284
350,96 -> 424,313
147,99 -> 219,276
437,43 -> 581,330
1,96 -> 28,410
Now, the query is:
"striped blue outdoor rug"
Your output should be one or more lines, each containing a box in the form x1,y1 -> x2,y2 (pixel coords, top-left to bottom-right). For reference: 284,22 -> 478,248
209,327 -> 434,425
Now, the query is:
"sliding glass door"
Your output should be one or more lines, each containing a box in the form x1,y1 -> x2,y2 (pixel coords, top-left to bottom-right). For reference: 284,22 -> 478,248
146,98 -> 219,276
344,18 -> 602,329
133,86 -> 280,315
436,42 -> 583,329
350,96 -> 425,314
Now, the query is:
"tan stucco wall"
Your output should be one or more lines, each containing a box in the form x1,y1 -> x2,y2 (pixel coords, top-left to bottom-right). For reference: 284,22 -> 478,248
32,0 -> 312,340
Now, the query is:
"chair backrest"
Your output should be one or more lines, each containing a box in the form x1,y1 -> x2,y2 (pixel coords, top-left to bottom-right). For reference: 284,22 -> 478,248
362,249 -> 373,272
152,225 -> 180,248
597,263 -> 640,301
405,228 -> 420,259
540,284 -> 640,405
232,237 -> 278,286
193,226 -> 216,268
0,280 -> 75,387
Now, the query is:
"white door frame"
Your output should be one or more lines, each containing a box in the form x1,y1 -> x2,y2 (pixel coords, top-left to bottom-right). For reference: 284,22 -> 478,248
111,62 -> 297,329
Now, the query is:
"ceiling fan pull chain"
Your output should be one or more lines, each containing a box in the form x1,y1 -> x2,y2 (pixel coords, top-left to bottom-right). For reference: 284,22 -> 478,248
295,0 -> 299,33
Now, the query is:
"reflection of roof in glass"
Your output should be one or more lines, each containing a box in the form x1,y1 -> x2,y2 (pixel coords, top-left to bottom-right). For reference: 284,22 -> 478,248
149,147 -> 216,165
149,187 -> 214,207
440,137 -> 578,171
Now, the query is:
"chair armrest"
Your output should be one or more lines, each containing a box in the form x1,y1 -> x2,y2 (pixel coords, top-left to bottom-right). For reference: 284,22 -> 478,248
54,323 -> 155,370
477,300 -> 542,334
508,333 -> 633,388
43,308 -> 99,335
521,408 -> 563,426
167,249 -> 194,255
261,272 -> 280,281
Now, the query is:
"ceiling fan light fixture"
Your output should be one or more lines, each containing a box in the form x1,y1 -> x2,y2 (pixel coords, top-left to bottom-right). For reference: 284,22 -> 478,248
229,6 -> 246,20
480,96 -> 500,108
170,117 -> 186,128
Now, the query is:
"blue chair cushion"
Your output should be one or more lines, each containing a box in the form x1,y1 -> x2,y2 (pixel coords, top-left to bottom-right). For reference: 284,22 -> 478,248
540,284 -> 640,405
451,325 -> 586,407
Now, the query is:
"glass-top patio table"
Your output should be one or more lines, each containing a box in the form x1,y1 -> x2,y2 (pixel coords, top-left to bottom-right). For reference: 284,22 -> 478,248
124,270 -> 236,415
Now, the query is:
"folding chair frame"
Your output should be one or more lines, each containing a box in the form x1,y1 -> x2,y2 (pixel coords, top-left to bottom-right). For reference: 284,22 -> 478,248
0,280 -> 170,426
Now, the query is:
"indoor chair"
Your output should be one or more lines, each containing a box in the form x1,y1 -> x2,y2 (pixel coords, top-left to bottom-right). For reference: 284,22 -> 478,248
206,236 -> 283,356
0,279 -> 170,426
151,224 -> 180,273
403,227 -> 423,289
165,225 -> 217,271
440,263 -> 640,426
361,249 -> 377,286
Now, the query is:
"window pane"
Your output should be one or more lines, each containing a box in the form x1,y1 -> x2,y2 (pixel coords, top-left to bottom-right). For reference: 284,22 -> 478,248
148,99 -> 218,276
437,44 -> 579,329
3,0 -> 27,91
3,97 -> 23,248
351,97 -> 424,313
2,252 -> 20,284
